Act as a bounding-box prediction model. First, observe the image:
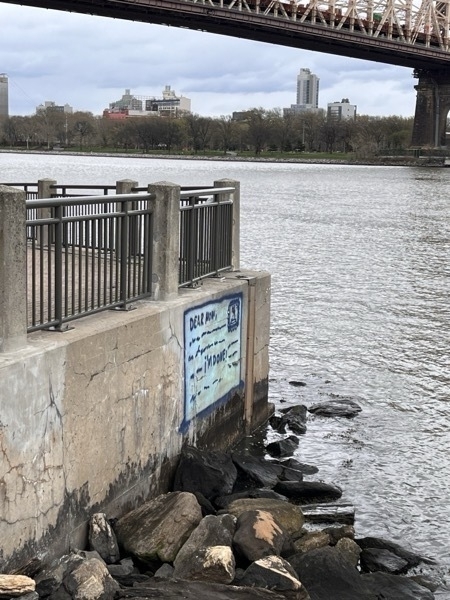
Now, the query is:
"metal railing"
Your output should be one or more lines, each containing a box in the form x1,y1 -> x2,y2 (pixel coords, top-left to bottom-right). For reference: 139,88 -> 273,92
26,193 -> 154,332
179,187 -> 234,287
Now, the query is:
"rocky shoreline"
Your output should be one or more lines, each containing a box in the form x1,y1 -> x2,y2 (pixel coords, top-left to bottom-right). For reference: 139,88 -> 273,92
1,393 -> 445,600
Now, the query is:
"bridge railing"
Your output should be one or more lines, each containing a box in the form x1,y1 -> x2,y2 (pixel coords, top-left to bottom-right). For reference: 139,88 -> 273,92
0,179 -> 239,346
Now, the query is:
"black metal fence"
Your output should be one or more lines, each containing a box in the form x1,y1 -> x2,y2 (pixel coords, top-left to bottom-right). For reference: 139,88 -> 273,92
6,180 -> 235,332
26,193 -> 154,332
179,187 -> 234,287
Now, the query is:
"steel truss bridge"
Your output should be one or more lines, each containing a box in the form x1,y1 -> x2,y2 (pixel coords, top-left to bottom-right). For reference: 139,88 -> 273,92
6,0 -> 450,145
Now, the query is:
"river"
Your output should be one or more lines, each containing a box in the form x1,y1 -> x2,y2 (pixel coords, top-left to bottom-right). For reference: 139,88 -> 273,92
2,152 -> 449,592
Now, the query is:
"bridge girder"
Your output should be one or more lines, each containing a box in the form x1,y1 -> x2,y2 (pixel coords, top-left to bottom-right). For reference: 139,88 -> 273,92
3,0 -> 450,69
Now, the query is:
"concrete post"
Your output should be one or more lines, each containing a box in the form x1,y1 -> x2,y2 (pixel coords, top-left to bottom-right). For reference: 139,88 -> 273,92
37,179 -> 56,247
147,181 -> 180,301
0,186 -> 27,352
116,179 -> 138,194
214,179 -> 240,271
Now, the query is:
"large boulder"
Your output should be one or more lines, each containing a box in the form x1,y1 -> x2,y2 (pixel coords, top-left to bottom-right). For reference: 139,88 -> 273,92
223,498 -> 305,537
239,555 -> 310,599
173,446 -> 237,500
274,481 -> 343,504
265,437 -> 299,458
173,515 -> 236,582
361,572 -> 435,599
114,491 -> 202,563
62,557 -> 120,600
88,513 -> 120,564
215,490 -> 288,511
233,510 -> 286,562
232,454 -> 283,489
278,405 -> 308,435
356,537 -> 434,569
360,548 -> 409,574
289,546 -> 377,600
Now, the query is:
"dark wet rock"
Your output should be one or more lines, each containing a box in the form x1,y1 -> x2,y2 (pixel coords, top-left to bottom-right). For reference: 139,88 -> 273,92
274,482 -> 343,505
62,557 -> 120,600
232,454 -> 283,489
361,571 -> 435,599
88,513 -> 120,564
221,498 -> 304,537
269,415 -> 287,434
233,510 -> 286,562
215,490 -> 288,511
356,537 -> 435,568
288,381 -> 307,387
113,572 -> 152,587
300,503 -> 354,524
278,406 -> 308,435
279,459 -> 319,476
114,578 -> 308,598
289,546 -> 377,600
194,491 -> 218,516
114,491 -> 202,564
35,553 -> 84,598
322,525 -> 355,545
106,557 -> 134,578
173,446 -> 237,500
360,547 -> 409,574
239,555 -> 310,598
173,515 -> 236,581
308,396 -> 362,418
265,437 -> 299,458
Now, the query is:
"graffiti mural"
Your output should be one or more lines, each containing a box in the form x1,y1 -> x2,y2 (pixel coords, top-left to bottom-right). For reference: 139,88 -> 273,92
181,293 -> 243,432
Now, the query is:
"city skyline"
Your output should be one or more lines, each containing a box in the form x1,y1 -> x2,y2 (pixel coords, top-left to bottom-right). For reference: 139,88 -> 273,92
0,3 -> 417,118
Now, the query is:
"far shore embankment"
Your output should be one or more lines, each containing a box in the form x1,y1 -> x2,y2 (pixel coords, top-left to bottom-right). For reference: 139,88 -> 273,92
0,148 -> 445,167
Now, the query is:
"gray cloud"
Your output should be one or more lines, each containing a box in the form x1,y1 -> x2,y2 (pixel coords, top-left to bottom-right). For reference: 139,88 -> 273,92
0,2 -> 416,117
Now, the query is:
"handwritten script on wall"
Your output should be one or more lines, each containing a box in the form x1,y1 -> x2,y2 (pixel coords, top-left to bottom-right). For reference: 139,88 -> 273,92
181,293 -> 243,431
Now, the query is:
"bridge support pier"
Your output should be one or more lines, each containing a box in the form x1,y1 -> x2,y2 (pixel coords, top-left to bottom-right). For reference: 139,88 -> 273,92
411,69 -> 450,148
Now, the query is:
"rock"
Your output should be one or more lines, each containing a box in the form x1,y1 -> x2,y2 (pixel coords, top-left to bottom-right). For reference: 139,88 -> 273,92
300,503 -> 355,524
173,446 -> 237,500
88,513 -> 120,564
356,537 -> 434,569
173,515 -> 236,582
35,554 -> 84,598
274,482 -> 343,504
239,555 -> 310,598
289,546 -> 377,600
194,491 -> 218,516
335,538 -> 361,568
0,575 -> 36,597
114,491 -> 202,563
114,578 -> 309,598
278,405 -> 308,435
106,558 -> 135,578
232,454 -> 283,489
308,396 -> 362,418
153,563 -> 175,579
279,459 -> 319,476
233,510 -> 286,562
292,531 -> 331,554
361,571 -> 435,599
360,547 -> 409,574
222,498 -> 305,536
288,380 -> 307,387
62,557 -> 120,600
265,437 -> 299,458
215,489 -> 288,510
323,525 -> 355,545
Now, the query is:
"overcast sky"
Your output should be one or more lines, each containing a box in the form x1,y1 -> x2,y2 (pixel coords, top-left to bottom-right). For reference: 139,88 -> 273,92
0,2 -> 417,118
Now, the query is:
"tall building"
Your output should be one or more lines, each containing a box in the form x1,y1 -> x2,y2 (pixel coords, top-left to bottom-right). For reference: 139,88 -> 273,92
104,86 -> 191,119
327,98 -> 357,121
283,68 -> 321,116
296,68 -> 319,109
0,73 -> 9,119
36,100 -> 73,114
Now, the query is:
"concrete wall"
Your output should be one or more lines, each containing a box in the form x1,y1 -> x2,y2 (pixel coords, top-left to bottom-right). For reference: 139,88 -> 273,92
0,270 -> 270,573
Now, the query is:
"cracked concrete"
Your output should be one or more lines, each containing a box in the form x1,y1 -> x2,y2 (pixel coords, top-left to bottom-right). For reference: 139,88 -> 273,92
0,271 -> 270,573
